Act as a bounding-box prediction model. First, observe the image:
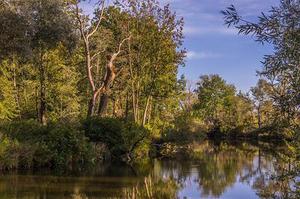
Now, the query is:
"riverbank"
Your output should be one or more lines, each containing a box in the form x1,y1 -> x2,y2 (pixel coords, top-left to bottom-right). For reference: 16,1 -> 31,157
0,118 -> 152,170
0,118 -> 298,171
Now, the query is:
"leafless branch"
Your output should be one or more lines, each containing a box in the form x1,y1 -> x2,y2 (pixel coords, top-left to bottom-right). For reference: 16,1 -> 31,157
91,49 -> 106,61
112,35 -> 132,59
87,0 -> 106,39
75,3 -> 87,42
116,67 -> 124,77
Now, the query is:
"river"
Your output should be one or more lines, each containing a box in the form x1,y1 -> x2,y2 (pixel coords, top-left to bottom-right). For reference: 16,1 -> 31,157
0,141 -> 298,199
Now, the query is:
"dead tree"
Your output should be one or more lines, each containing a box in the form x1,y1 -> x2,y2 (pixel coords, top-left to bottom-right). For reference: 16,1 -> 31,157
74,0 -> 130,117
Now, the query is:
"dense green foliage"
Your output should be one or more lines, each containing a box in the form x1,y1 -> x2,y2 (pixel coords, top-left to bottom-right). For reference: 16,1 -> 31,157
83,117 -> 150,161
0,120 -> 95,170
0,0 -> 185,128
0,0 -> 188,167
0,2 -> 299,198
193,75 -> 255,135
0,0 -> 299,175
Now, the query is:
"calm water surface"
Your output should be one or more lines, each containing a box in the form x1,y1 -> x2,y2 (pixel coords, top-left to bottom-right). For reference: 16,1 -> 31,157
0,141 -> 297,199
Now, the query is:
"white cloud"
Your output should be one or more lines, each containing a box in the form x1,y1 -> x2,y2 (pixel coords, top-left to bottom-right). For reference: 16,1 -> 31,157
184,26 -> 238,36
159,0 -> 182,4
186,51 -> 222,60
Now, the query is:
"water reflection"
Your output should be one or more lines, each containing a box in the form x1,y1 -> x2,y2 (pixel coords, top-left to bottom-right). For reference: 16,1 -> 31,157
0,141 -> 298,199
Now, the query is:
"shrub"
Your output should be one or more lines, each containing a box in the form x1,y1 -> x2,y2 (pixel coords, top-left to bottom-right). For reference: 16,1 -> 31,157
0,136 -> 19,170
0,118 -> 151,169
0,120 -> 97,169
0,135 -> 35,170
123,121 -> 150,160
35,123 -> 95,167
162,112 -> 207,144
83,117 -> 150,161
83,117 -> 125,156
0,119 -> 45,141
163,129 -> 206,144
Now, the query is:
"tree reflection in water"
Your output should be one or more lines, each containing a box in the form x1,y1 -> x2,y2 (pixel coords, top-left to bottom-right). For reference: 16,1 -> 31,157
151,141 -> 299,199
0,141 -> 298,199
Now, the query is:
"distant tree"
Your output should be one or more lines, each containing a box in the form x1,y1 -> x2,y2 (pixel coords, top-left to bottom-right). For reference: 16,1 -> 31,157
180,79 -> 198,112
194,75 -> 236,130
251,79 -> 275,128
194,75 -> 256,133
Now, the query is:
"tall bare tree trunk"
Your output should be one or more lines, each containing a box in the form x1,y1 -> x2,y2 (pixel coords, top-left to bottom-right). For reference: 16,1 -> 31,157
75,2 -> 105,118
142,96 -> 151,126
131,85 -> 138,122
12,61 -> 21,118
128,39 -> 140,123
136,88 -> 140,124
75,1 -> 130,118
35,85 -> 39,120
125,93 -> 129,120
257,104 -> 262,128
98,93 -> 109,116
147,97 -> 152,124
87,92 -> 98,117
85,39 -> 99,118
98,36 -> 131,116
98,54 -> 116,116
39,51 -> 47,125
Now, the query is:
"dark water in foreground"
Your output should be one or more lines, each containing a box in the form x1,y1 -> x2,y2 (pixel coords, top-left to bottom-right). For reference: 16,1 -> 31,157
0,141 -> 298,199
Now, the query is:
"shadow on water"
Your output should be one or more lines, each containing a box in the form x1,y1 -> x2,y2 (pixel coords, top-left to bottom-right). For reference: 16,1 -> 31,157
0,141 -> 298,199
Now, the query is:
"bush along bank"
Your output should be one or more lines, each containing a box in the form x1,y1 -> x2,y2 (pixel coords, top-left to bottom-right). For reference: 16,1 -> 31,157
0,120 -> 97,170
0,118 -> 151,171
83,117 -> 151,162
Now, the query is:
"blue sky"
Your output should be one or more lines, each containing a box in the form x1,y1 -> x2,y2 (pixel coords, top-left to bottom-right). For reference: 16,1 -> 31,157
160,0 -> 278,92
83,0 -> 278,92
